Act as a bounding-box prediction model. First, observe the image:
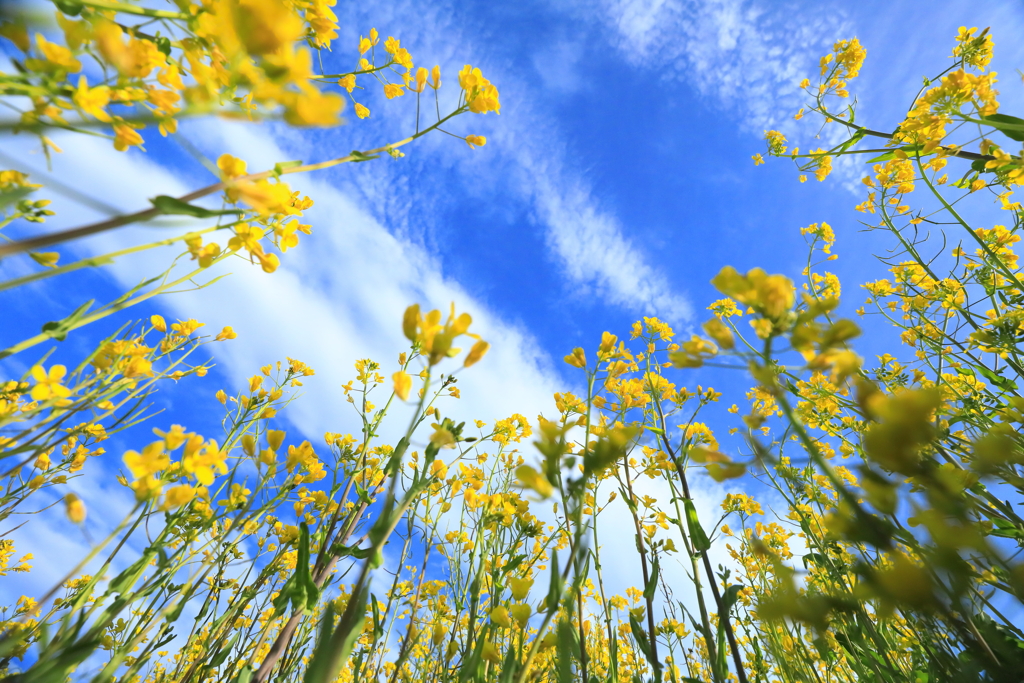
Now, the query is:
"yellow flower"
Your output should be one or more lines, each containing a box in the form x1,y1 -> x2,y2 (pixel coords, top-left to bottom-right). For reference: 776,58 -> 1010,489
216,326 -> 237,341
464,340 -> 489,367
123,442 -> 169,479
458,65 -> 501,114
402,303 -> 479,366
29,252 -> 59,268
481,641 -> 500,664
383,83 -> 405,99
515,465 -> 552,498
458,64 -> 484,90
752,153 -> 764,165
465,135 -> 487,149
65,494 -> 86,524
181,436 -> 227,485
113,124 -> 144,152
30,365 -> 72,403
510,603 -> 532,627
186,235 -> 222,268
393,371 -> 412,401
429,459 -> 448,479
306,0 -> 339,48
509,576 -> 533,600
711,266 -> 795,322
32,34 -> 81,72
131,475 -> 163,501
285,89 -> 344,127
412,67 -> 428,93
564,347 -> 586,368
154,424 -> 188,450
233,180 -> 295,217
73,76 -> 111,122
764,130 -> 787,155
151,315 -> 167,332
218,154 -> 248,180
124,356 -> 154,379
162,485 -> 196,510
490,606 -> 512,628
354,103 -> 370,119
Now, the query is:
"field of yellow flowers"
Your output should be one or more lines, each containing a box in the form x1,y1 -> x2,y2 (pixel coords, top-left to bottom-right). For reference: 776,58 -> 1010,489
1,3 -> 1023,682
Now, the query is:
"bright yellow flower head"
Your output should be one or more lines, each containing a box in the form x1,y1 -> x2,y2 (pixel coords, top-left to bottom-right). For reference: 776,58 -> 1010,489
65,494 -> 86,524
30,365 -> 72,403
32,34 -> 81,73
73,76 -> 111,122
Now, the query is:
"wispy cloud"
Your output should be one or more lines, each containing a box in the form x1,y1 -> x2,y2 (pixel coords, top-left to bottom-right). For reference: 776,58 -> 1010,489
0,122 -> 565,598
304,3 -> 697,324
586,0 -> 851,133
519,153 -> 692,321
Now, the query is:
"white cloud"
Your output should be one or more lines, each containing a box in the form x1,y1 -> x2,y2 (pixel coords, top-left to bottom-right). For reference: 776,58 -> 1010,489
586,0 -> 851,134
506,145 -> 693,323
315,3 -> 696,324
0,121 -> 566,606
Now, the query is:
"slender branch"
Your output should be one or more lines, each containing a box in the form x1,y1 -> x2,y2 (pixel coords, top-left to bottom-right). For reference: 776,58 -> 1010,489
0,109 -> 462,261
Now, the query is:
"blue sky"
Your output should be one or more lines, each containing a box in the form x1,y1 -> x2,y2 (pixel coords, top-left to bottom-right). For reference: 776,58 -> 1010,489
3,0 -> 1024,617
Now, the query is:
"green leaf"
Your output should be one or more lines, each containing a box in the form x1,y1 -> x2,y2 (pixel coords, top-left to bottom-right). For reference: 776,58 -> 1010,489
683,499 -> 711,553
977,365 -> 1018,391
715,611 -> 728,682
990,518 -> 1024,540
628,612 -> 653,664
370,593 -> 384,643
545,551 -> 563,613
53,0 -> 85,16
982,114 -> 1024,142
837,128 -> 867,153
866,143 -> 924,163
208,632 -> 239,668
349,150 -> 381,162
556,620 -> 576,683
108,551 -> 152,595
802,553 -> 829,569
332,543 -> 374,560
721,584 -> 743,613
41,299 -> 93,342
643,556 -> 660,602
150,195 -> 241,218
234,665 -> 254,683
501,554 -> 526,576
272,522 -> 319,616
303,583 -> 367,683
457,627 -> 489,683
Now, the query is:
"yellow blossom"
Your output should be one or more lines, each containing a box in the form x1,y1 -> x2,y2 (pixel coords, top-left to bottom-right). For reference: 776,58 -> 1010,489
64,494 -> 86,524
